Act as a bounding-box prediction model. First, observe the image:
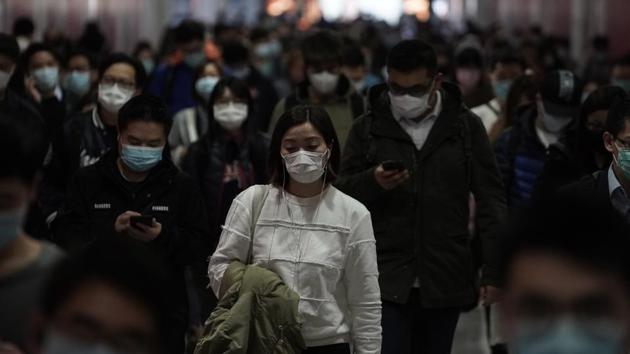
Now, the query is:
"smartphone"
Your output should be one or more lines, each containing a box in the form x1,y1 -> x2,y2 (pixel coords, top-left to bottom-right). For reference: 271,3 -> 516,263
382,160 -> 405,171
130,215 -> 154,227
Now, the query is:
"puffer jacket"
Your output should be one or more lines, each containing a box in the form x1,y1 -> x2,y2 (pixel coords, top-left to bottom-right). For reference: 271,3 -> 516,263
195,261 -> 305,354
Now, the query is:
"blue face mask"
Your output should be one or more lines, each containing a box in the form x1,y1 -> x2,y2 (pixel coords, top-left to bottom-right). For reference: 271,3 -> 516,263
141,59 -> 155,74
0,206 -> 25,249
63,71 -> 91,96
612,79 -> 630,93
183,52 -> 205,69
43,331 -> 126,354
195,76 -> 219,102
511,319 -> 625,354
33,66 -> 59,93
120,144 -> 164,172
493,79 -> 512,101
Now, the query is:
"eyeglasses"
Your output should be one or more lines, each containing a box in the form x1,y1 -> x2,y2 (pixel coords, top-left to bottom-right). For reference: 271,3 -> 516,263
100,76 -> 136,91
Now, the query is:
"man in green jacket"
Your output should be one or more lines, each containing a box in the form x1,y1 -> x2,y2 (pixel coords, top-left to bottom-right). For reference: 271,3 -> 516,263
336,39 -> 506,354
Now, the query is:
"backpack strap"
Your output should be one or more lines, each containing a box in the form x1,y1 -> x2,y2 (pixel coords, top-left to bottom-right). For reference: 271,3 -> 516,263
248,184 -> 271,264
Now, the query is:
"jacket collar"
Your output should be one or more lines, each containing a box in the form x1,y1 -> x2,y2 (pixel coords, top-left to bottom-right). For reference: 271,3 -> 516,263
97,148 -> 178,192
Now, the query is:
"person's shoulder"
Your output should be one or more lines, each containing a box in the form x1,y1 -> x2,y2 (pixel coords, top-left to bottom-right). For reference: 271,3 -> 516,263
172,107 -> 195,122
328,186 -> 370,217
38,241 -> 66,264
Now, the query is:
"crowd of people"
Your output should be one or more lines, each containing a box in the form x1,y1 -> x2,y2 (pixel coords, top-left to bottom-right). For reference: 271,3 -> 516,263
1,13 -> 630,354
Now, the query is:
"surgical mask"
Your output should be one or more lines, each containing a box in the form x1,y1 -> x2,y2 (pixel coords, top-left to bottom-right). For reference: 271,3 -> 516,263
98,83 -> 134,114
17,37 -> 30,52
213,102 -> 248,131
195,76 -> 219,102
33,66 -> 59,93
120,144 -> 164,172
63,71 -> 91,96
510,319 -> 625,354
283,149 -> 329,184
614,143 -> 630,180
538,100 -> 572,134
0,69 -> 13,90
141,58 -> 155,74
42,331 -> 126,354
0,206 -> 26,249
493,79 -> 512,101
183,51 -> 205,69
612,79 -> 630,93
389,91 -> 431,120
308,71 -> 339,95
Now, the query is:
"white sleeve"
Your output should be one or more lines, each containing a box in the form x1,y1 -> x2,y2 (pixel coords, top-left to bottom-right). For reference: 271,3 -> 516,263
207,192 -> 253,297
344,212 -> 382,354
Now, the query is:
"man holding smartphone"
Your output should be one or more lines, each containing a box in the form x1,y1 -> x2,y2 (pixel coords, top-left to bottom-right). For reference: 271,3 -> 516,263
53,94 -> 209,354
337,40 -> 506,354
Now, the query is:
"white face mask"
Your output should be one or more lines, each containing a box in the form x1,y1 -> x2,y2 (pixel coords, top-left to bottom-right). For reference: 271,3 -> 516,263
0,69 -> 13,90
283,149 -> 329,184
389,91 -> 431,119
213,102 -> 248,131
537,100 -> 572,134
98,83 -> 134,114
42,330 -> 126,354
308,71 -> 339,95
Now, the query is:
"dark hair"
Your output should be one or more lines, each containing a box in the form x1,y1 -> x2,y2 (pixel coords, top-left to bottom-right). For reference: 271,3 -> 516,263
582,86 -> 627,119
504,74 -> 539,127
41,238 -> 173,352
0,34 -> 20,62
498,196 -> 630,291
20,43 -> 60,71
455,47 -> 484,69
0,110 -> 47,183
249,27 -> 270,43
268,106 -> 340,186
206,76 -> 251,133
64,48 -> 96,69
133,41 -> 153,57
221,41 -> 249,66
13,17 -> 35,37
173,20 -> 205,44
490,51 -> 525,71
606,97 -> 630,137
118,94 -> 171,136
98,52 -> 147,89
613,53 -> 630,68
192,60 -> 222,102
387,39 -> 437,75
342,42 -> 365,68
301,30 -> 343,67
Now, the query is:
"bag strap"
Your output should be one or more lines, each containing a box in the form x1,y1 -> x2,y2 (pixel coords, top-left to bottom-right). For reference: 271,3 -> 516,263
248,184 -> 271,264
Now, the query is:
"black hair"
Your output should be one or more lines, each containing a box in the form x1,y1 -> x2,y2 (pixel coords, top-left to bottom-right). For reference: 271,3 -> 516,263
206,76 -> 251,133
20,43 -> 60,71
387,39 -> 437,75
301,30 -> 343,67
0,110 -> 47,183
342,42 -> 365,68
249,27 -> 270,43
173,20 -> 205,44
118,94 -> 171,136
41,238 -> 173,353
13,17 -> 35,37
504,74 -> 538,127
268,105 -> 340,186
133,41 -> 153,57
64,48 -> 96,69
498,195 -> 630,291
0,34 -> 20,62
221,41 -> 250,66
614,53 -> 630,68
98,52 -> 147,89
582,86 -> 627,119
192,60 -> 222,103
606,97 -> 630,137
490,51 -> 525,71
455,47 -> 484,69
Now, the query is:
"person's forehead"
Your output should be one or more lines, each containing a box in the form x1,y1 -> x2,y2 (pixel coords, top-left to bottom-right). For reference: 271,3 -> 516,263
30,51 -> 56,65
123,121 -> 165,139
283,122 -> 323,141
54,281 -> 157,334
388,67 -> 432,86
68,55 -> 90,68
104,63 -> 135,80
507,252 -> 621,302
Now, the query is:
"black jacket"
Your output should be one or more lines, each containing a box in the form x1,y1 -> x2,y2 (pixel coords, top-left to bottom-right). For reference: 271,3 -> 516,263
336,83 -> 506,308
52,149 -> 209,271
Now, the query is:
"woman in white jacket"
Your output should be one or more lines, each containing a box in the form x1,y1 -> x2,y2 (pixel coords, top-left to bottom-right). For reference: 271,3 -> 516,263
208,105 -> 382,354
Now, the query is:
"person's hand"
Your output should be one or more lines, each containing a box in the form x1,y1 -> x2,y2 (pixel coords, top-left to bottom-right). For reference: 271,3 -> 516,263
114,211 -> 142,234
480,285 -> 501,306
128,219 -> 162,243
374,165 -> 410,190
24,76 -> 42,104
0,340 -> 24,354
